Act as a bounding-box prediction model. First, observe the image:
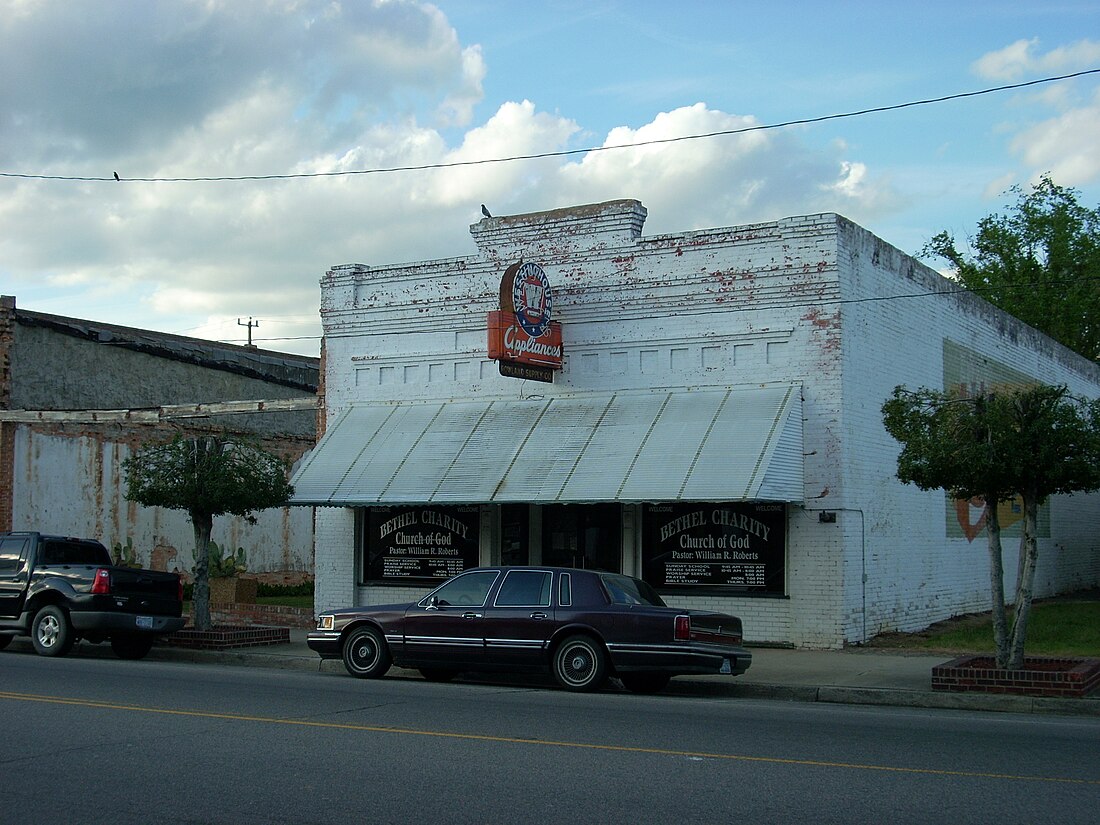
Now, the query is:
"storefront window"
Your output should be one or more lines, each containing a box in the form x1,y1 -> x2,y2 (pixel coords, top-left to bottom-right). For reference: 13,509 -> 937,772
363,505 -> 480,584
542,503 -> 621,571
500,503 -> 529,566
641,503 -> 786,594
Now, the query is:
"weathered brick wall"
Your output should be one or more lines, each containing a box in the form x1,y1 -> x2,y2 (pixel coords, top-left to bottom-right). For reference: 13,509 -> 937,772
8,422 -> 316,577
837,218 -> 1100,641
314,507 -> 357,611
1,297 -> 15,531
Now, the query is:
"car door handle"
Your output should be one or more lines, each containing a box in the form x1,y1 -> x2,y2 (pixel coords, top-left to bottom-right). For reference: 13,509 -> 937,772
462,612 -> 482,619
530,612 -> 547,620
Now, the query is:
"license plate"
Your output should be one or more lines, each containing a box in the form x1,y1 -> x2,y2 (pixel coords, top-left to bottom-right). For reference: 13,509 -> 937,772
135,616 -> 154,630
719,659 -> 732,674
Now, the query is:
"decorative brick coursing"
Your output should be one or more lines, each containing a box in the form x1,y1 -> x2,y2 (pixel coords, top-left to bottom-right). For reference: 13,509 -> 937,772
931,655 -> 1100,697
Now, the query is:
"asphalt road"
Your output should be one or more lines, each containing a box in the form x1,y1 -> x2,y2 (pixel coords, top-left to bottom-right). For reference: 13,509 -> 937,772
1,652 -> 1098,825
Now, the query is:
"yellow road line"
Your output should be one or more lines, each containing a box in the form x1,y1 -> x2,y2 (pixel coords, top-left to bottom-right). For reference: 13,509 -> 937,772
1,690 -> 1096,786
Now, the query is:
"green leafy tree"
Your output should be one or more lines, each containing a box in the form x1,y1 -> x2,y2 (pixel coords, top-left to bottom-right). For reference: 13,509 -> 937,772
123,432 -> 294,630
882,384 -> 1100,669
922,176 -> 1100,359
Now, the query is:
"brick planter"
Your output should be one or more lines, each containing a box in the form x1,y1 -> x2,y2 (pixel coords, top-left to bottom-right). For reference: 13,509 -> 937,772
932,655 -> 1100,698
160,625 -> 290,650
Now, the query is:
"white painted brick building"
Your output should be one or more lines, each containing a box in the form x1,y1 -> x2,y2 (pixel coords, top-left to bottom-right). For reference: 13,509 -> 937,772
295,200 -> 1100,648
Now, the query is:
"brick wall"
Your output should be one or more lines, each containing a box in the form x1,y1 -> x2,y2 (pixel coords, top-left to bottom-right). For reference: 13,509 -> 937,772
837,218 -> 1100,640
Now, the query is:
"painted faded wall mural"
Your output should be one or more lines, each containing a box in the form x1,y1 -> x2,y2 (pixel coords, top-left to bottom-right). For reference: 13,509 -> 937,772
942,340 -> 1050,542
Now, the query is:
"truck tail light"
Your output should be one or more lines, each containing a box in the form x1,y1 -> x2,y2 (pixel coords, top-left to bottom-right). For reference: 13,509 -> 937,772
91,568 -> 112,595
674,614 -> 691,641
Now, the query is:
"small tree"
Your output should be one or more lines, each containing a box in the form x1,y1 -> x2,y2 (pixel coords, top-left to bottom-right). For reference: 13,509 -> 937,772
123,432 -> 294,630
882,384 -> 1100,669
922,176 -> 1100,359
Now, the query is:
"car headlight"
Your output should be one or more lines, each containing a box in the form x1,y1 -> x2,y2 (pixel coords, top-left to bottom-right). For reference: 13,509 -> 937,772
317,614 -> 334,631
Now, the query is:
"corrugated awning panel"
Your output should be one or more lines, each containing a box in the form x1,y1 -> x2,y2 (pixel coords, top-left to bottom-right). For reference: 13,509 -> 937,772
289,385 -> 803,505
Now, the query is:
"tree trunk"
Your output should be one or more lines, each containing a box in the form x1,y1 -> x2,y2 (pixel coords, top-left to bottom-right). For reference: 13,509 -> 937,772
191,510 -> 214,631
984,499 -> 1011,669
1008,491 -> 1041,670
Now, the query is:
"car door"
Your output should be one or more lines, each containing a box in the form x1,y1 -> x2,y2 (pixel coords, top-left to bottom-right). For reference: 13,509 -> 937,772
0,537 -> 29,619
480,569 -> 557,668
400,569 -> 500,668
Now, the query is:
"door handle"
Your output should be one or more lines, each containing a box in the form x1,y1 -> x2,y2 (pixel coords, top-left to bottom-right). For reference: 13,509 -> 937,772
530,612 -> 547,620
462,612 -> 482,619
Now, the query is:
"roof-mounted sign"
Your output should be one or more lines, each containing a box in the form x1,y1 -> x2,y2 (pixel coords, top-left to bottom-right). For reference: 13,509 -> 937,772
487,260 -> 563,382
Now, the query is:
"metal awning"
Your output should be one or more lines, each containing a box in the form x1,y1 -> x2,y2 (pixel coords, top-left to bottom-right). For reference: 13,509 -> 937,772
290,384 -> 803,506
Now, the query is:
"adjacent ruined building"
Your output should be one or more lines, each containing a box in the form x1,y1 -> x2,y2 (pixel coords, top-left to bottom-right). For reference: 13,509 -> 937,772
0,296 -> 319,583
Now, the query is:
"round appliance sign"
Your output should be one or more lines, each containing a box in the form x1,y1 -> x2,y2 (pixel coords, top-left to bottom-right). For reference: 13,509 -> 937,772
511,262 -> 553,337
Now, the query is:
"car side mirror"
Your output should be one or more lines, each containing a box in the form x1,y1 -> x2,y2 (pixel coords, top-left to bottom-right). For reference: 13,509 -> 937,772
426,595 -> 440,611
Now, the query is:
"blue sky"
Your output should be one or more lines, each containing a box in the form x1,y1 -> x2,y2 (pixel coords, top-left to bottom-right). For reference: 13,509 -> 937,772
2,0 -> 1098,356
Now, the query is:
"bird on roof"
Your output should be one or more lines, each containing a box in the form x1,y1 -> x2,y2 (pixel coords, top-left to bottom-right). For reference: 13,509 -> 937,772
113,171 -> 120,181
481,204 -> 492,218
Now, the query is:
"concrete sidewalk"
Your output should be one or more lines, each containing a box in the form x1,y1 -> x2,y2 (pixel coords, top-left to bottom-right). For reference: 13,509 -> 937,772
11,630 -> 1099,716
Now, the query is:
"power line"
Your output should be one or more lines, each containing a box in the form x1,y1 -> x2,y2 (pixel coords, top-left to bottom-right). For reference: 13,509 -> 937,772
2,69 -> 1097,184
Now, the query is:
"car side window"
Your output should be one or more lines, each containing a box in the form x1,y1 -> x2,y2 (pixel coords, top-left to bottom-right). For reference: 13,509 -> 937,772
494,570 -> 552,607
599,573 -> 667,607
422,570 -> 499,607
0,537 -> 28,575
559,573 -> 571,607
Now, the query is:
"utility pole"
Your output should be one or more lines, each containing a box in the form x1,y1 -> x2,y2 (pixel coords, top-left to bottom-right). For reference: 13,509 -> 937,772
237,317 -> 259,348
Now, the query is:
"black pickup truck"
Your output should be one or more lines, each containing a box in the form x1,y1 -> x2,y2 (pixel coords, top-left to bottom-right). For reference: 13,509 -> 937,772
0,531 -> 185,659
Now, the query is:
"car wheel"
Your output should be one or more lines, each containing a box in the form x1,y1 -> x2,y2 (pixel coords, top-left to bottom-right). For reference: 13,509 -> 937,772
619,672 -> 672,694
419,668 -> 458,682
111,634 -> 155,660
342,625 -> 392,679
0,635 -> 12,651
32,605 -> 75,657
552,635 -> 608,692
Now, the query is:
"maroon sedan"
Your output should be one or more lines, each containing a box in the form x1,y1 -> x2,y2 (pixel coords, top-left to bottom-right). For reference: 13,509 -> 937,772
307,566 -> 751,693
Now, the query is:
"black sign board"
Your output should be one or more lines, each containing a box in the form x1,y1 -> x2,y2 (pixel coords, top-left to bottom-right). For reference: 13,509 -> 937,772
499,360 -> 554,383
641,503 -> 786,593
365,505 -> 480,583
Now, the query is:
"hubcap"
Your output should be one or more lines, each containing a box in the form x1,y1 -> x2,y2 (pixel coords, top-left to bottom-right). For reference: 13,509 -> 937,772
352,637 -> 377,669
562,645 -> 594,684
38,616 -> 59,647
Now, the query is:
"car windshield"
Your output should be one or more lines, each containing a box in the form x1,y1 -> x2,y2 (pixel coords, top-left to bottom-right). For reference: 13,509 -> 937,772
600,573 -> 666,607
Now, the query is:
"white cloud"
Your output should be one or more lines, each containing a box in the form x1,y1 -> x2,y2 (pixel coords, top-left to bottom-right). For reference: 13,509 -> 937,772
971,39 -> 1100,189
547,103 -> 896,234
0,1 -> 897,356
973,38 -> 1100,81
1010,87 -> 1100,183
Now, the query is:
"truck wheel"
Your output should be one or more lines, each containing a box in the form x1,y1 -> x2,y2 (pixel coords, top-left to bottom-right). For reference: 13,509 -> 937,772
111,635 -> 155,660
32,605 -> 75,657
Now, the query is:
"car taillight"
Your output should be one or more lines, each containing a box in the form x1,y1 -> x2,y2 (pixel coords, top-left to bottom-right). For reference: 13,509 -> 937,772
177,577 -> 184,602
91,568 -> 112,595
674,614 -> 691,641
